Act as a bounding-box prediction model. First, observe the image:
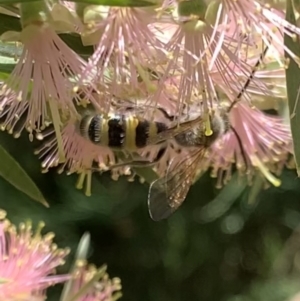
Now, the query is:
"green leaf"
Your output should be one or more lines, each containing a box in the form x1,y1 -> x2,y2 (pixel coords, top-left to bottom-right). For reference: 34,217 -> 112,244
0,4 -> 19,14
59,33 -> 93,59
0,42 -> 20,74
196,172 -> 247,223
284,0 -> 300,176
244,172 -> 264,209
0,13 -> 21,34
293,0 -> 300,13
0,42 -> 22,58
65,0 -> 157,6
0,71 -> 10,80
115,151 -> 159,184
60,233 -> 91,301
0,144 -> 48,206
0,63 -> 15,73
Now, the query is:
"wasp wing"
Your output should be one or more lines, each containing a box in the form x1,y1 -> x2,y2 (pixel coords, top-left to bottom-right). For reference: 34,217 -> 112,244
148,148 -> 206,221
146,115 -> 204,145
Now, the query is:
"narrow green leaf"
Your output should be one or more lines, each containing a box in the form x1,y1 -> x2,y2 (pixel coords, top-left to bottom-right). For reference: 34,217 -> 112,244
293,0 -> 300,13
116,151 -> 159,184
0,71 -> 10,81
0,5 -> 19,15
0,63 -> 15,73
0,13 -> 21,34
245,173 -> 264,208
284,0 -> 300,176
132,165 -> 159,183
59,33 -> 93,59
0,41 -> 22,58
60,233 -> 91,301
0,35 -> 92,62
0,42 -> 20,74
0,144 -> 48,206
196,173 -> 247,223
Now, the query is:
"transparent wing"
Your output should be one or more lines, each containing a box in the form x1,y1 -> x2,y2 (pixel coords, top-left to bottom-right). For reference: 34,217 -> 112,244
148,148 -> 206,221
146,115 -> 205,145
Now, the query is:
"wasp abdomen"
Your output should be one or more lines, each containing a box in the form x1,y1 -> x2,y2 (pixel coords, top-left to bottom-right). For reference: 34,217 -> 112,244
135,121 -> 167,148
79,113 -> 168,150
135,120 -> 151,148
108,118 -> 125,147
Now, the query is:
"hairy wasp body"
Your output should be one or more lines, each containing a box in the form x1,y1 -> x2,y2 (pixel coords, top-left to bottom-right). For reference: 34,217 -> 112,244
79,112 -> 169,151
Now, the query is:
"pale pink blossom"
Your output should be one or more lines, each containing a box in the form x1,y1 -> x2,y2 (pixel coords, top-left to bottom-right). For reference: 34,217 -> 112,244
35,120 -> 117,196
66,261 -> 122,301
221,0 -> 300,65
153,0 -> 300,120
79,7 -> 167,97
161,0 -> 300,64
202,103 -> 292,188
0,210 -> 70,301
150,2 -> 265,119
212,54 -> 286,107
0,23 -> 95,139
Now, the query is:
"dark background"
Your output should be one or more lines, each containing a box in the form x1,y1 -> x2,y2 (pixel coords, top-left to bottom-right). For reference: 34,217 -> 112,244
2,130 -> 300,301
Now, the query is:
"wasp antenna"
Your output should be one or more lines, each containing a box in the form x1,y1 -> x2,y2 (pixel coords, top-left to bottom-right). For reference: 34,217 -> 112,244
156,107 -> 176,121
230,125 -> 248,171
227,44 -> 270,113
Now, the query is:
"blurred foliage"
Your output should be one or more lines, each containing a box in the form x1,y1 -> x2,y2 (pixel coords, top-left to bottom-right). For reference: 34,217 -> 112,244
63,0 -> 157,6
1,129 -> 300,301
0,144 -> 47,206
284,0 -> 300,176
0,0 -> 156,6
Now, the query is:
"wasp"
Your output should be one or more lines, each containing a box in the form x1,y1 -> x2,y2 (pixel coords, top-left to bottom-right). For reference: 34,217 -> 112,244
145,45 -> 270,221
77,45 -> 269,221
78,104 -> 177,167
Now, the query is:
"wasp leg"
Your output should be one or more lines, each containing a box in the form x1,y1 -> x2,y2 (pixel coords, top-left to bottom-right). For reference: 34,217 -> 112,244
110,146 -> 167,169
112,160 -> 157,168
227,43 -> 269,112
230,125 -> 248,171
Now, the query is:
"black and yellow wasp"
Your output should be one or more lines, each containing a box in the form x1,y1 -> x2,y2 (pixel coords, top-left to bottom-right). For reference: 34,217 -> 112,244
79,46 -> 269,221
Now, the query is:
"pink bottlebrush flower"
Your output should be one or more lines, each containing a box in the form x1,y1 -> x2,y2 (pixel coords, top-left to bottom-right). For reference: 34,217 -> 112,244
79,7 -> 167,97
154,0 -> 300,121
225,65 -> 287,110
222,0 -> 300,65
150,1 -> 263,121
66,261 -> 122,301
60,1 -> 76,10
202,103 -> 292,188
35,120 -> 117,196
0,210 -> 70,301
212,53 -> 287,108
0,23 -> 96,140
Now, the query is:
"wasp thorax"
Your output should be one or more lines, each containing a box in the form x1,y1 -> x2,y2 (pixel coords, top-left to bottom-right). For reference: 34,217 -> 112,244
174,110 -> 230,148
